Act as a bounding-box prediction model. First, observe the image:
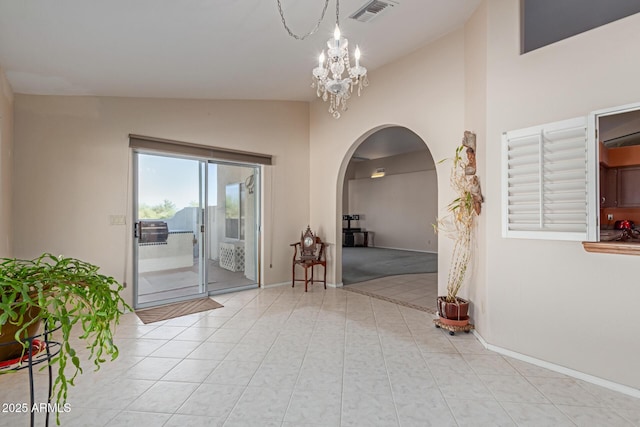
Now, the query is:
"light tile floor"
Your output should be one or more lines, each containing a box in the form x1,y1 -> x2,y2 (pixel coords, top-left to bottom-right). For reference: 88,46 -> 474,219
1,278 -> 639,426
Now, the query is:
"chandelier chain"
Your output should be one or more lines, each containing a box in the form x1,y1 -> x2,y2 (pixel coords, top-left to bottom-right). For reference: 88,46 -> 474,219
277,0 -> 331,40
336,0 -> 340,26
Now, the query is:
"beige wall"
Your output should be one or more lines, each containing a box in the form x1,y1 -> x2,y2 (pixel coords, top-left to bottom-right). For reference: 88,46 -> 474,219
342,162 -> 357,214
348,169 -> 437,252
464,0 -> 489,337
13,96 -> 309,306
343,148 -> 436,218
480,0 -> 640,389
309,28 -> 466,286
0,67 -> 13,258
346,150 -> 438,252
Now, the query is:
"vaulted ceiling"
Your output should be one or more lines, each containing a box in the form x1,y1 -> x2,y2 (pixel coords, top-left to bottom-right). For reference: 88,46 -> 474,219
0,0 -> 480,101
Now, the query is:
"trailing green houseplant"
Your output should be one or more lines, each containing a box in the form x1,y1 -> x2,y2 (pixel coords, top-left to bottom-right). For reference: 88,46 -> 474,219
434,131 -> 483,322
0,253 -> 130,422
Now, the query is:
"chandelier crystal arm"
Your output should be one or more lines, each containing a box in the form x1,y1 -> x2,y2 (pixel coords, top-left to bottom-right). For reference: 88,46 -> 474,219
277,0 -> 331,40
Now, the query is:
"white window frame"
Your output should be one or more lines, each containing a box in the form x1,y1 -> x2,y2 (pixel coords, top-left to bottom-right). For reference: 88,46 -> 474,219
502,116 -> 597,241
504,101 -> 640,242
591,101 -> 640,240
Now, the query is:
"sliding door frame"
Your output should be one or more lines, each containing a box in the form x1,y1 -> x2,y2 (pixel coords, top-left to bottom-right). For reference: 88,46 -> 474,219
132,150 -> 208,309
132,147 -> 264,308
204,160 -> 261,296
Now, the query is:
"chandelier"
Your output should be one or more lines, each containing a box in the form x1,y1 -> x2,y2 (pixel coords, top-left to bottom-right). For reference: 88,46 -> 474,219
277,0 -> 368,119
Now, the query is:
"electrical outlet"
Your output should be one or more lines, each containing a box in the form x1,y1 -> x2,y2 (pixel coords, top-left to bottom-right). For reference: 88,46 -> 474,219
607,214 -> 614,221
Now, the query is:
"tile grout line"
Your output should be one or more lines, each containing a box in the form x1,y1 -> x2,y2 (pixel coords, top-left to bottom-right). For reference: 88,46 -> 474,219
338,289 -> 349,427
370,293 -> 403,427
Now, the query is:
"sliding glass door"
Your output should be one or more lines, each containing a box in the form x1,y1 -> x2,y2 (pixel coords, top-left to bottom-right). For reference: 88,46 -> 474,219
205,162 -> 259,294
133,152 -> 260,308
134,153 -> 207,308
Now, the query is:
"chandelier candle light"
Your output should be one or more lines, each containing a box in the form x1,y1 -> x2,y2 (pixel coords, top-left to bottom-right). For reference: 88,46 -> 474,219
312,22 -> 368,118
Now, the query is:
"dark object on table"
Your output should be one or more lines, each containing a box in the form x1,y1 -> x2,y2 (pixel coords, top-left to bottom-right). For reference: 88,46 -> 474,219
614,219 -> 634,230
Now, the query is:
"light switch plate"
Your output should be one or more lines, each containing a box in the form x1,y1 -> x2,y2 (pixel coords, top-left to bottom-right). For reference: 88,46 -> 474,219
109,215 -> 126,225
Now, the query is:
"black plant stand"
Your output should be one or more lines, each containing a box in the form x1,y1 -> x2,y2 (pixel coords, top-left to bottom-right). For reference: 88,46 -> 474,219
0,322 -> 61,427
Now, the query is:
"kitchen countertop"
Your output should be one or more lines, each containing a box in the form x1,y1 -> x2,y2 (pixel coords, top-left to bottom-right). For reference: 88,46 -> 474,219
600,228 -> 640,242
583,228 -> 640,255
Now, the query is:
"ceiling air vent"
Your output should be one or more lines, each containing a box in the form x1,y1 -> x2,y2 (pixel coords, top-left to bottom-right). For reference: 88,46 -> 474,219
349,0 -> 397,23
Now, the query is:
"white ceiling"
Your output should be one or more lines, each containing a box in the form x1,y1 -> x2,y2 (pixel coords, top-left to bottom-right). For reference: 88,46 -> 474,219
352,126 -> 432,163
0,0 -> 480,101
599,109 -> 640,147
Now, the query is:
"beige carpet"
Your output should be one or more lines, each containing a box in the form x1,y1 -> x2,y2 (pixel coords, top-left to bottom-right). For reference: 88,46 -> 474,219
342,247 -> 437,284
136,298 -> 223,324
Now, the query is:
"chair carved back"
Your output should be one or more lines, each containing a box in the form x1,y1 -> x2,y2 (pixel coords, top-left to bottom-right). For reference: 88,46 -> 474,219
292,226 -> 325,262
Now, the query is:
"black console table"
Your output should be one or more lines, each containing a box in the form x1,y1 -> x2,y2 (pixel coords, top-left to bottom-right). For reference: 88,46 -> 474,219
342,230 -> 372,247
0,322 -> 61,427
342,214 -> 373,247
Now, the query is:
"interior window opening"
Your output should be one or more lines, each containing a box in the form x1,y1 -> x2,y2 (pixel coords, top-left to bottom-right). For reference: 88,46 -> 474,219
597,108 -> 640,243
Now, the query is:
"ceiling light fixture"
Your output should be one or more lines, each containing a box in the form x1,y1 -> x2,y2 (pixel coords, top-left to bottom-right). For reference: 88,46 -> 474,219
277,0 -> 368,119
371,168 -> 385,178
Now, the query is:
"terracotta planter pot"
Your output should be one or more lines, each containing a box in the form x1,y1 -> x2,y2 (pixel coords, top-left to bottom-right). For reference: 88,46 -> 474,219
437,296 -> 469,320
0,306 -> 42,362
438,316 -> 470,327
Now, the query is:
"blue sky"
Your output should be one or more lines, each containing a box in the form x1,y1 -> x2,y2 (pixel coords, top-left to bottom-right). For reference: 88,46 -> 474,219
138,153 -> 217,209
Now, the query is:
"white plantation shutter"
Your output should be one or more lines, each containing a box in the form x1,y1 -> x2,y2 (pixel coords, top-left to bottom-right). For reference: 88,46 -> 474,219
502,116 -> 597,241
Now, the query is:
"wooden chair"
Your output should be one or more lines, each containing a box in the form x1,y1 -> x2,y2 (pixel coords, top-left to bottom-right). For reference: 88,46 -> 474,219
291,226 -> 327,292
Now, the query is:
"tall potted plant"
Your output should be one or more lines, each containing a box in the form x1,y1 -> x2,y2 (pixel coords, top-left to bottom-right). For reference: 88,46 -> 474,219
434,131 -> 483,330
0,253 -> 130,423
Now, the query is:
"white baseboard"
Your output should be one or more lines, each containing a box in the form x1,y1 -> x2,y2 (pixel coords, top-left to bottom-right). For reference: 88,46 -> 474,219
472,330 -> 640,399
260,281 -> 289,289
261,281 -> 343,289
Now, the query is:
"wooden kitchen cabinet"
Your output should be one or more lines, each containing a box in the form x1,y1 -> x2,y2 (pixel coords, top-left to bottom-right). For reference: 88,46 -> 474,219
600,166 -> 618,207
600,164 -> 640,208
618,166 -> 640,207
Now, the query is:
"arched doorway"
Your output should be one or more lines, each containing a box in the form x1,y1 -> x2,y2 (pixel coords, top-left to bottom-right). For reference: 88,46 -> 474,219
337,126 -> 438,311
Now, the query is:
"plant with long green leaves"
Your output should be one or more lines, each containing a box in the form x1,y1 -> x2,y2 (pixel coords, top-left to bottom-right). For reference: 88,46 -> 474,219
0,254 -> 130,423
434,143 -> 478,303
